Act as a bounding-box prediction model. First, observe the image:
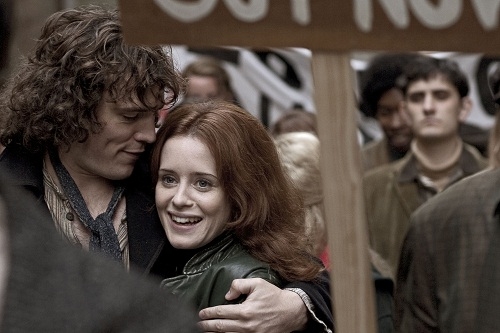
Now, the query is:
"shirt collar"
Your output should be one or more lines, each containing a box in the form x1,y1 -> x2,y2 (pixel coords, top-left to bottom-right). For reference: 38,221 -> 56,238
398,143 -> 484,184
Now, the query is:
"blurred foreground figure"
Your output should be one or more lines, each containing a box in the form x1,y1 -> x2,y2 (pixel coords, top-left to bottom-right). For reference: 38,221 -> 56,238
0,172 -> 199,332
0,0 -> 12,85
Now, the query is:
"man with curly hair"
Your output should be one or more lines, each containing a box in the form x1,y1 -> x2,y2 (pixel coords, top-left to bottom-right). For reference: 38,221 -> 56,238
0,6 -> 333,333
358,53 -> 417,172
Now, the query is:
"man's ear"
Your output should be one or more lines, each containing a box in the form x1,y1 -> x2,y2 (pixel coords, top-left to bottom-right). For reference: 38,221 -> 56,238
458,96 -> 472,122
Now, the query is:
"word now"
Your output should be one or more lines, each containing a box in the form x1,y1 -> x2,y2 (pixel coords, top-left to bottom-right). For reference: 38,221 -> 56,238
154,0 -> 500,31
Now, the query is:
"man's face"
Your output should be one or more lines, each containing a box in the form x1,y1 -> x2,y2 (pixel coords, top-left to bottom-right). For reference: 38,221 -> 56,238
59,92 -> 157,181
375,88 -> 412,152
404,75 -> 470,142
185,75 -> 221,102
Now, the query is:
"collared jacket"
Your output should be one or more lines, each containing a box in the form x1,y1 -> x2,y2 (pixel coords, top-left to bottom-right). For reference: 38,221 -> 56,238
0,145 -> 170,277
362,136 -> 407,172
362,137 -> 392,172
395,168 -> 500,333
161,233 -> 282,310
363,143 -> 487,276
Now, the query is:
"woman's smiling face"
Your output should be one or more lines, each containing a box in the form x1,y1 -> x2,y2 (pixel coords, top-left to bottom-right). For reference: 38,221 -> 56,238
155,135 -> 231,249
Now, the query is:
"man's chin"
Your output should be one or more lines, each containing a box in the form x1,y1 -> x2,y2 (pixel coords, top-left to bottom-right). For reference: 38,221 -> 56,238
389,138 -> 411,152
106,167 -> 135,181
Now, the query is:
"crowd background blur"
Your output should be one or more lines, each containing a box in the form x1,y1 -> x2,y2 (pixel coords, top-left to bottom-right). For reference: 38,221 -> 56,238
5,1 -> 500,147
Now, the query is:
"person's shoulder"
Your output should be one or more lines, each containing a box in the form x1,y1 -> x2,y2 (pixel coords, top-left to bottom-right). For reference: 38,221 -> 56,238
362,138 -> 390,171
414,168 -> 500,221
214,242 -> 281,284
436,168 -> 498,202
194,241 -> 283,305
0,145 -> 44,196
0,145 -> 41,169
362,137 -> 385,153
462,142 -> 488,170
363,155 -> 407,183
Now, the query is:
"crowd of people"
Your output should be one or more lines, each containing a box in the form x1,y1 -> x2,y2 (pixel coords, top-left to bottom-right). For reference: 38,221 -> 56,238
359,53 -> 499,333
0,3 -> 499,333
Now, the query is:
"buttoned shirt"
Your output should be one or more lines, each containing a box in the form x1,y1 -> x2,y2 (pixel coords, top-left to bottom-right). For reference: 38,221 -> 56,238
43,163 -> 130,269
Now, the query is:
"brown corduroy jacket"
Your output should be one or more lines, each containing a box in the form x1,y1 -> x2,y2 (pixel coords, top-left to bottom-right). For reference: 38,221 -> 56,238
363,143 -> 487,276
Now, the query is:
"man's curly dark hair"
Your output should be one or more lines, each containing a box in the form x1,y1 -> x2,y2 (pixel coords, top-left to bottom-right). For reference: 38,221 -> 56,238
358,52 -> 419,118
0,5 -> 182,153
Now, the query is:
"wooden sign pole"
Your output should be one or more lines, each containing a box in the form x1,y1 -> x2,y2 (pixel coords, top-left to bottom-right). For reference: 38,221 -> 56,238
312,52 -> 376,333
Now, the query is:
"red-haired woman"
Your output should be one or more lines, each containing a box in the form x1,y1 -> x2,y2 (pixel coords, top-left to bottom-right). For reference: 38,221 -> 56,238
151,101 -> 332,332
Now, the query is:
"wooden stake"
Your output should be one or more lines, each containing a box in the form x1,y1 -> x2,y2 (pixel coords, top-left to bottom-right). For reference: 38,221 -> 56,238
312,52 -> 376,333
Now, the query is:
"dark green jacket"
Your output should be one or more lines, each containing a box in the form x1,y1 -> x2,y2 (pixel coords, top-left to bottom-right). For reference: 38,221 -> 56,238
161,234 -> 282,311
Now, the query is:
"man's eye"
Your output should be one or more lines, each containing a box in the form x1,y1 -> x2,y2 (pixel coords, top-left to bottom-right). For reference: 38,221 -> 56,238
377,108 -> 392,117
408,93 -> 424,103
434,91 -> 450,100
123,113 -> 139,120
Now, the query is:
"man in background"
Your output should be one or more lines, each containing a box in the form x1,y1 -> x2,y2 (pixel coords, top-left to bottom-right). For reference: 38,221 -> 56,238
157,56 -> 239,126
358,53 -> 417,171
363,55 -> 487,276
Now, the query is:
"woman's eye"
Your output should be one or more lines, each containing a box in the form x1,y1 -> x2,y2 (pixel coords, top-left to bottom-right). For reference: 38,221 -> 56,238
196,179 -> 210,189
161,175 -> 176,185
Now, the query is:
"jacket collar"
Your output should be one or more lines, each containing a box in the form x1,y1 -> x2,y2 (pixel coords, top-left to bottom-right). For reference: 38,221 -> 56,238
0,144 -> 166,275
182,233 -> 241,274
398,142 -> 485,184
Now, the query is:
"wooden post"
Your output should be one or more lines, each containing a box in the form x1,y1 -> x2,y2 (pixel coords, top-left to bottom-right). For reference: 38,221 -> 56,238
312,52 -> 376,333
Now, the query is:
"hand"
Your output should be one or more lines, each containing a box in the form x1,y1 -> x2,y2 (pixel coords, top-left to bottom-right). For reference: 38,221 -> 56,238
198,278 -> 308,333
